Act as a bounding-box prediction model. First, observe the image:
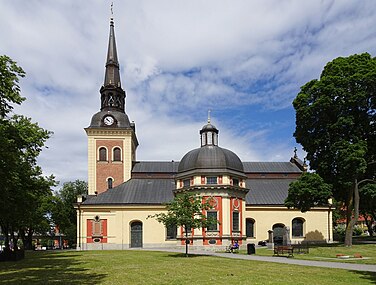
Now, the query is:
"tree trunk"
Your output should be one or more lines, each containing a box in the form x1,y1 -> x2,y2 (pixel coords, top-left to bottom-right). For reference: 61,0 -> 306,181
19,228 -> 34,250
344,184 -> 354,247
344,180 -> 360,247
26,228 -> 34,250
0,223 -> 10,250
10,230 -> 19,251
185,226 -> 189,257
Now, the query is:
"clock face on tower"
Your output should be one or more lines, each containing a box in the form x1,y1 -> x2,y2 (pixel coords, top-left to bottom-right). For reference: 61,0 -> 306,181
103,115 -> 115,126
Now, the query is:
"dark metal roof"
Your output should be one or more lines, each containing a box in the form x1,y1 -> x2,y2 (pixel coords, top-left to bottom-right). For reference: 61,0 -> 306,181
178,146 -> 244,173
82,177 -> 296,206
88,110 -> 132,129
131,161 -> 301,174
200,122 -> 218,134
245,179 -> 295,205
83,179 -> 175,205
132,161 -> 179,173
243,162 -> 301,173
104,18 -> 121,88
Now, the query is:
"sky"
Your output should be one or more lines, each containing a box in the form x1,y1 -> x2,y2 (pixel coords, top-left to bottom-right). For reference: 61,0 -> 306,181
1,0 -> 376,187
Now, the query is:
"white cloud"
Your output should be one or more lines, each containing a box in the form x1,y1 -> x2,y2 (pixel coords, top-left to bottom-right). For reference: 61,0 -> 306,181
2,0 -> 376,183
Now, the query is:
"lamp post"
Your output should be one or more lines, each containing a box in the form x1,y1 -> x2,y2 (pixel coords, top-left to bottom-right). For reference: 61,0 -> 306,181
77,195 -> 83,250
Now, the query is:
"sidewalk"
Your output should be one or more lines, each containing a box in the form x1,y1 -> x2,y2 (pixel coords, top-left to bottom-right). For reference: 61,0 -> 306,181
144,247 -> 376,273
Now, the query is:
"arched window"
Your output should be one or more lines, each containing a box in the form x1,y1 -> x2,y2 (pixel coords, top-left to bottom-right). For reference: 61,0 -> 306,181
292,218 -> 304,237
99,147 -> 107,161
246,218 -> 255,237
107,178 -> 113,189
113,147 -> 121,161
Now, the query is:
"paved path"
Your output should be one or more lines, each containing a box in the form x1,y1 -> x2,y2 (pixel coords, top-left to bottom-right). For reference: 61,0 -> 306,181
144,248 -> 376,273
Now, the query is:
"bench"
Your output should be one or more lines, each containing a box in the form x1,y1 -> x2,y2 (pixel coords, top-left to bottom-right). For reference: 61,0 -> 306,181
291,243 -> 309,254
225,245 -> 239,253
274,245 -> 293,257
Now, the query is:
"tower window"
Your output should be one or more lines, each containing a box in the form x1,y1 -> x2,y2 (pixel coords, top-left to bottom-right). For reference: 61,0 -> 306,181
99,147 -> 107,161
206,177 -> 217,185
108,178 -> 113,189
113,147 -> 121,161
183,179 -> 190,188
207,131 -> 213,145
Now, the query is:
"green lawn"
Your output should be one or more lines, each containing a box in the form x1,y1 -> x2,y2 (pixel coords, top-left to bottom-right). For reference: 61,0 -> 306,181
254,243 -> 376,265
0,249 -> 375,284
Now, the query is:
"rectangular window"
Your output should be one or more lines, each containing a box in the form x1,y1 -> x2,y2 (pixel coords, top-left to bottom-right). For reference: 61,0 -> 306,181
166,224 -> 177,240
183,179 -> 190,188
206,176 -> 217,185
232,178 -> 239,186
206,211 -> 218,231
232,212 -> 239,231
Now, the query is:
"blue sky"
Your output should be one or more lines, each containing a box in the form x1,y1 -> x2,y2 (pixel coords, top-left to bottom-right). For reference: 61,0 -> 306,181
1,0 -> 376,185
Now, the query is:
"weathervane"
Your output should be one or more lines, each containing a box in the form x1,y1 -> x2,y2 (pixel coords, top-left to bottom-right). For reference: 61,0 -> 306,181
111,2 -> 114,16
208,110 -> 211,124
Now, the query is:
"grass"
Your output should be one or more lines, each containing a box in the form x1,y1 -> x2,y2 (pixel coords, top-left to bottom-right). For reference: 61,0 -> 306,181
0,248 -> 375,284
253,243 -> 376,265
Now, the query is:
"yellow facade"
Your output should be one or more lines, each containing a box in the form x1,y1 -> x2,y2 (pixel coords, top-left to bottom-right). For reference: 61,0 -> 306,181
77,203 -> 332,250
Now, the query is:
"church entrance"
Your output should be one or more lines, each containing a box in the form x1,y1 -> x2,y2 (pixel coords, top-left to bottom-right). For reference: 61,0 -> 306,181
130,221 -> 143,248
272,223 -> 285,245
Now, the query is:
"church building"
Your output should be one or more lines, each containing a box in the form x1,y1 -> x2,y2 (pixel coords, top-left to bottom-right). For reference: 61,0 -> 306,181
76,18 -> 333,250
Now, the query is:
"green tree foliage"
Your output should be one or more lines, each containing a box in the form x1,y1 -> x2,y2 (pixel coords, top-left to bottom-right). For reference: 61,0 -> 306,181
0,55 -> 54,252
0,55 -> 25,118
359,183 -> 376,236
148,193 -> 217,256
51,180 -> 88,246
293,53 -> 376,246
285,172 -> 332,212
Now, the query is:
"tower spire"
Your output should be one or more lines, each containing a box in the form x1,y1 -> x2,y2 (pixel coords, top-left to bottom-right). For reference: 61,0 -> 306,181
100,15 -> 126,112
104,17 -> 121,87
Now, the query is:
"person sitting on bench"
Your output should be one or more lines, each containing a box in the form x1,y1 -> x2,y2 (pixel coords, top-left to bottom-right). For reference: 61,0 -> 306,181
230,240 -> 239,253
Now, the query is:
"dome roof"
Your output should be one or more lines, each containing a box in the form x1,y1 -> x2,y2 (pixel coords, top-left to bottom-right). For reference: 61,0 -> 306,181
178,145 -> 244,174
88,110 -> 132,129
200,122 -> 218,134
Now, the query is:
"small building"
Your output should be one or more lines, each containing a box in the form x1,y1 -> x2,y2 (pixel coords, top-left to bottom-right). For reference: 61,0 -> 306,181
76,17 -> 333,250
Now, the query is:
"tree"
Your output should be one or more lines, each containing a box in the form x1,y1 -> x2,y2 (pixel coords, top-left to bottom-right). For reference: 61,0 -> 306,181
359,183 -> 376,236
51,180 -> 88,246
285,172 -> 332,212
148,193 -> 217,257
0,55 -> 25,118
0,55 -> 54,253
293,53 -> 376,246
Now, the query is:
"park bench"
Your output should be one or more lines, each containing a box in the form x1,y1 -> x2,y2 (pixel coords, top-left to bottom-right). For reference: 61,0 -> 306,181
291,243 -> 309,254
274,245 -> 293,257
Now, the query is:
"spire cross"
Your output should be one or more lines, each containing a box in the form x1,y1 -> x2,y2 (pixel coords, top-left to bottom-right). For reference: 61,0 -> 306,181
208,110 -> 211,124
111,2 -> 114,16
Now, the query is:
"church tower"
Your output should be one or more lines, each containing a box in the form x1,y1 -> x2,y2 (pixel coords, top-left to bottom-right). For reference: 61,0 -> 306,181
85,17 -> 138,195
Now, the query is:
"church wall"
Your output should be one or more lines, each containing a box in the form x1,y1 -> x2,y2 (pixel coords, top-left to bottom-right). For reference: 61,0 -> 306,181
87,136 -> 96,195
78,206 -> 179,250
244,206 -> 332,244
96,139 -> 124,192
